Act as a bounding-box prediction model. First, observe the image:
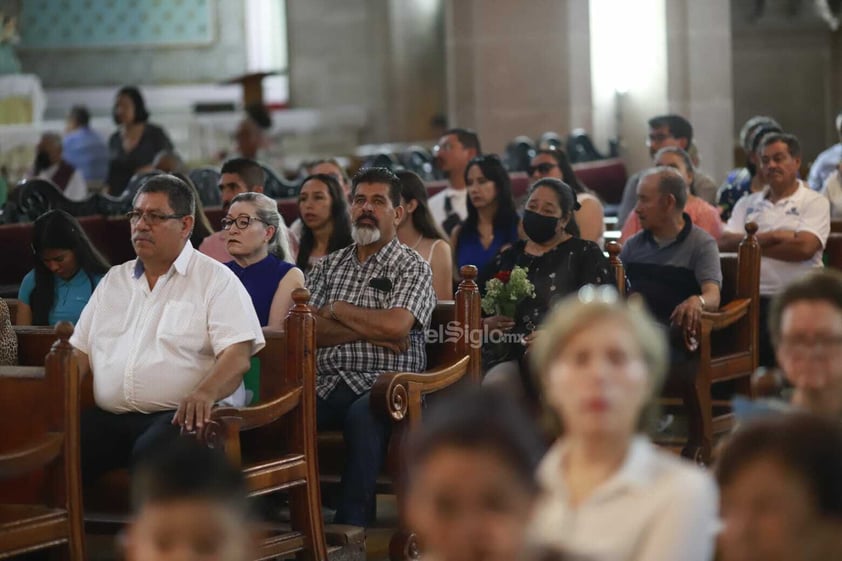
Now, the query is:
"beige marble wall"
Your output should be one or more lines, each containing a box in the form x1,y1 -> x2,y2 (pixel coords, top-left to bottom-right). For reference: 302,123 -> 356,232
286,0 -> 446,144
666,0 -> 734,183
730,0 -> 837,165
444,0 -> 584,154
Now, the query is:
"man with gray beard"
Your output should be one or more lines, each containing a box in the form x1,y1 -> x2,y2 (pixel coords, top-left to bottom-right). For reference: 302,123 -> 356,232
306,167 -> 436,527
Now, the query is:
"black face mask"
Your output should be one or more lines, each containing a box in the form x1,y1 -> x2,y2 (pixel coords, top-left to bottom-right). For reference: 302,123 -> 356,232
34,151 -> 51,174
523,210 -> 560,243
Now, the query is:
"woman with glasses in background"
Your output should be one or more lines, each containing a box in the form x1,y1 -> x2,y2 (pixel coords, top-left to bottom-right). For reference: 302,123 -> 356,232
223,192 -> 304,329
451,154 -> 520,279
16,209 -> 110,326
528,148 -> 605,246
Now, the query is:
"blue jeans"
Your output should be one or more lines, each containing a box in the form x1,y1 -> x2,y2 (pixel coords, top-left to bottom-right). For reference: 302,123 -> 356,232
317,381 -> 390,527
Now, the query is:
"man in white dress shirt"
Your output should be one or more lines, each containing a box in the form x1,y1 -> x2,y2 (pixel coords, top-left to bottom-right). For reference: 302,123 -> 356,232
428,128 -> 481,235
719,132 -> 830,368
70,174 -> 265,484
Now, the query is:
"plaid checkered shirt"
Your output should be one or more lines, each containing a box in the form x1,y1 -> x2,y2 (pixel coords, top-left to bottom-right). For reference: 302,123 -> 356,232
306,237 -> 436,399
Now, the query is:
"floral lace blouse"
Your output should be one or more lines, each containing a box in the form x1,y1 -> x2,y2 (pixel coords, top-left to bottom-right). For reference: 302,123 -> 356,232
479,237 -> 613,363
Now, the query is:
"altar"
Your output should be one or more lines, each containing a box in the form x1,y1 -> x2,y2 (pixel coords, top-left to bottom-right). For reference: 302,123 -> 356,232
0,74 -> 44,124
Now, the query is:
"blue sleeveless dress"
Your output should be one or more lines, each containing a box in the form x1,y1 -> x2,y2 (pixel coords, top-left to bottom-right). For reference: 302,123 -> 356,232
226,254 -> 295,326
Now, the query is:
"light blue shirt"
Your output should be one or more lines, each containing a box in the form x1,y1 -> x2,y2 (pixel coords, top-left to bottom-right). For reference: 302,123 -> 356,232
807,143 -> 842,191
18,268 -> 103,325
63,127 -> 109,183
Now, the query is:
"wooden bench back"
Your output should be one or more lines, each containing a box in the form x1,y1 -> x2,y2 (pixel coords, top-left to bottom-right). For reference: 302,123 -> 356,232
0,323 -> 83,514
425,265 -> 481,383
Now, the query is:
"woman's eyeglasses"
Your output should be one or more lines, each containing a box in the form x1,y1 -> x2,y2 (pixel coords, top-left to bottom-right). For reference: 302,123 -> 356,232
528,163 -> 559,176
221,215 -> 268,230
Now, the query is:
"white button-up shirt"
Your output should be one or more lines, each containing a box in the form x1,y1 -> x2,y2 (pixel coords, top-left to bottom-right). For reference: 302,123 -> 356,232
528,436 -> 718,561
70,241 -> 265,414
725,180 -> 830,296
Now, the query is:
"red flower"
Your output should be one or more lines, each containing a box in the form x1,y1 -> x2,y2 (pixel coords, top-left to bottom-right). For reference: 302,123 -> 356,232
495,270 -> 512,283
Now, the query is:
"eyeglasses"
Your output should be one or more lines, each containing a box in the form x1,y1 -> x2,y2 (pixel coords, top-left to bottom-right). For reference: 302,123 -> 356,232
126,210 -> 187,225
778,335 -> 842,356
221,215 -> 268,230
528,163 -> 558,176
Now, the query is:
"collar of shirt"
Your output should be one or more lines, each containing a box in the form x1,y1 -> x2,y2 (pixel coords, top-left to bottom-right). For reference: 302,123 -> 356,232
641,212 -> 693,248
133,240 -> 194,280
537,435 -> 656,505
759,179 -> 808,206
55,267 -> 88,287
338,236 -> 403,269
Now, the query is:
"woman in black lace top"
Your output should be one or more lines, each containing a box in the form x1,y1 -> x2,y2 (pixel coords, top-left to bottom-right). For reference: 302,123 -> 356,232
480,178 -> 613,398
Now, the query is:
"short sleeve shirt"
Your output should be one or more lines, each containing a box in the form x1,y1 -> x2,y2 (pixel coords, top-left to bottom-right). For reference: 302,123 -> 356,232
70,242 -> 265,413
621,215 -> 722,324
725,180 -> 830,296
19,268 -> 102,326
306,237 -> 436,399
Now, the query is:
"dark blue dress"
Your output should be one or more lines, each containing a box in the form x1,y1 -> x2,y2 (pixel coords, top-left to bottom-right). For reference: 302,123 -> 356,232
456,222 -> 520,273
226,254 -> 295,326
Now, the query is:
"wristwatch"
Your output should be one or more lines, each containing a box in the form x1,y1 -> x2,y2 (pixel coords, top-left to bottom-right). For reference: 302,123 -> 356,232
697,295 -> 706,310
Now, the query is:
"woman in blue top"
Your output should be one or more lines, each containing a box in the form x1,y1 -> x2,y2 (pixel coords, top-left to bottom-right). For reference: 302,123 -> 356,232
450,154 -> 520,279
17,209 -> 110,326
224,192 -> 305,328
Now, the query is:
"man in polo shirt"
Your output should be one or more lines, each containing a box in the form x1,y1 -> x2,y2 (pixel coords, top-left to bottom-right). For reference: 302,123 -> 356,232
71,174 -> 264,484
720,132 -> 830,367
621,167 -> 722,344
307,167 -> 436,527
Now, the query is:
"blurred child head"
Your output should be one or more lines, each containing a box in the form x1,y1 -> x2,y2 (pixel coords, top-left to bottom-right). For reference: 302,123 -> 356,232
125,438 -> 255,561
405,388 -> 546,561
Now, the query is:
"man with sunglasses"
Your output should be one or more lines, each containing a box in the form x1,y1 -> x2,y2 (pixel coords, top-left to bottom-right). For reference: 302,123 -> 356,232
70,174 -> 264,485
616,115 -> 719,226
428,127 -> 482,234
199,157 -> 297,262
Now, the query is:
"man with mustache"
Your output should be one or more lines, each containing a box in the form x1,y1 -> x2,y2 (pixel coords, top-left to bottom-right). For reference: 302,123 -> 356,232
720,133 -> 830,367
69,174 -> 264,484
199,157 -> 297,262
306,167 -> 436,527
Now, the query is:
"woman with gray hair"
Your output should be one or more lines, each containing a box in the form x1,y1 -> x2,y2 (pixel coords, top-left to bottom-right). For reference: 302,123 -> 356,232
223,191 -> 304,329
526,286 -> 718,561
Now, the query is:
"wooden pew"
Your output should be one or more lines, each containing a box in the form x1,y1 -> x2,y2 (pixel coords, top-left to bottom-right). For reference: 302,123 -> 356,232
0,322 -> 85,560
608,223 -> 760,464
197,288 -> 328,561
317,266 -> 482,561
15,292 -> 330,561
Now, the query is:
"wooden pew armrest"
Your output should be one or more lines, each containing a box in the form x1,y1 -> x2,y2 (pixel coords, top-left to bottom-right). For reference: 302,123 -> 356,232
370,355 -> 471,422
208,385 -> 304,433
701,298 -> 750,331
0,432 -> 64,479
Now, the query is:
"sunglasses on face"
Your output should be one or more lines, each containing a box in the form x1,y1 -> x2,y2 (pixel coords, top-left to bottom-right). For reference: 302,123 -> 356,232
528,163 -> 558,175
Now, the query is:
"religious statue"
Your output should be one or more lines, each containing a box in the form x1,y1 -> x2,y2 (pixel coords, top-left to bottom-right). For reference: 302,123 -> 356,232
0,12 -> 21,75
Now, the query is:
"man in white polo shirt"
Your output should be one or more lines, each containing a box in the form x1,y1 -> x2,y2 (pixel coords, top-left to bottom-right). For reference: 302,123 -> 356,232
70,174 -> 264,484
719,132 -> 830,367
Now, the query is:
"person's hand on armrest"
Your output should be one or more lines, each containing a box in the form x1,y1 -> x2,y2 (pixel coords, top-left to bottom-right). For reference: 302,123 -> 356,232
669,282 -> 721,336
173,340 -> 252,433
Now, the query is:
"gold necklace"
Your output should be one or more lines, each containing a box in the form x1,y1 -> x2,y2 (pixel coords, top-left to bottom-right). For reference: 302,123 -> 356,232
411,233 -> 424,250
